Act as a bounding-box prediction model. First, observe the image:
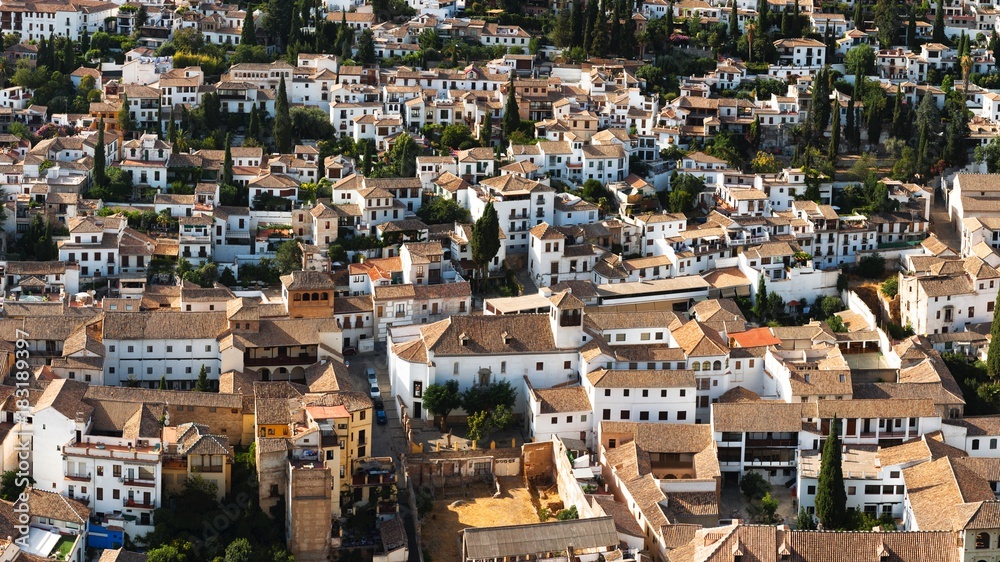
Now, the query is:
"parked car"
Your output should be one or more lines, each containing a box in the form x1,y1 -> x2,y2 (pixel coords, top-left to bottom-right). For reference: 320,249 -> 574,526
366,368 -> 377,384
376,408 -> 387,425
369,382 -> 381,399
343,347 -> 357,357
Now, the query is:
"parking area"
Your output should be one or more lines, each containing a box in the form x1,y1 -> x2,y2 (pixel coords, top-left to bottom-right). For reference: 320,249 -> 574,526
344,352 -> 408,459
720,480 -> 798,525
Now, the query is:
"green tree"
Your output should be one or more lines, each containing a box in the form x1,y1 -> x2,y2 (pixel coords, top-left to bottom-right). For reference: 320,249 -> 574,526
553,4 -> 573,47
356,29 -> 376,64
224,540 -> 253,562
503,76 -> 520,139
556,505 -> 579,520
422,380 -> 463,430
797,507 -> 817,530
845,44 -> 875,75
416,196 -> 471,224
828,99 -> 840,161
62,37 -> 75,74
247,106 -> 261,142
747,116 -> 762,150
853,1 -> 864,31
815,416 -> 848,529
159,375 -> 167,390
419,27 -> 441,51
471,202 -> 501,289
195,365 -> 211,392
932,0 -> 946,42
589,10 -> 610,56
273,76 -> 292,153
906,9 -> 917,48
479,111 -> 493,146
466,405 -> 514,442
0,470 -> 32,501
740,471 -> 771,501
147,545 -> 187,562
390,133 -> 418,177
572,0 -> 586,47
873,0 -> 898,47
222,133 -> 234,187
753,274 -> 768,319
241,8 -> 257,46
827,315 -> 848,332
94,117 -> 106,188
275,240 -> 303,274
987,285 -> 1000,377
118,93 -> 135,137
976,136 -> 1000,173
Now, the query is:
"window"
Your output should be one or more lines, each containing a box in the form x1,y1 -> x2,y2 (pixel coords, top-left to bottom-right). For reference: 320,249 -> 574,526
807,485 -> 816,495
639,411 -> 649,420
113,489 -> 120,500
535,362 -> 543,371
620,410 -> 630,420
661,390 -> 667,397
973,439 -> 981,450
680,389 -> 686,397
413,381 -> 422,398
113,465 -> 121,478
677,411 -> 687,420
992,439 -> 998,450
564,361 -> 571,369
551,416 -> 558,424
659,411 -> 668,420
623,389 -> 630,397
604,389 -> 611,397
97,488 -> 103,501
602,409 -> 611,420
848,486 -> 856,495
865,485 -> 880,494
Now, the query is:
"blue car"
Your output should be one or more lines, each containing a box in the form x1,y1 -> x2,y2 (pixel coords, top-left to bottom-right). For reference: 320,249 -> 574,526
376,408 -> 387,425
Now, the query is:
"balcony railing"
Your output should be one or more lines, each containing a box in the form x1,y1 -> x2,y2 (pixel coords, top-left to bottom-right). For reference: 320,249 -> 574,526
123,498 -> 155,510
244,354 -> 318,367
65,472 -> 92,481
123,477 -> 157,487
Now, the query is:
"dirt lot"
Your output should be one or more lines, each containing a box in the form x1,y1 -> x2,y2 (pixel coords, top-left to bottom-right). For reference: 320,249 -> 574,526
419,476 -> 543,562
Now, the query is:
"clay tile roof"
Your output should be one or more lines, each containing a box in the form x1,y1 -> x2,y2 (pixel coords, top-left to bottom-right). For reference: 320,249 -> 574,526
532,385 -> 592,413
729,327 -> 782,348
587,369 -> 695,389
26,488 -> 91,524
671,321 -> 728,357
717,386 -> 761,403
418,315 -> 557,355
712,401 -> 814,432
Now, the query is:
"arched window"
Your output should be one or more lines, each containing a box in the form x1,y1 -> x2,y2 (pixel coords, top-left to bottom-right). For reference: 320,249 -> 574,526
692,362 -> 701,371
302,293 -> 310,301
713,360 -> 722,371
321,293 -> 329,300
976,532 -> 990,549
701,361 -> 710,371
293,294 -> 301,301
311,292 -> 319,301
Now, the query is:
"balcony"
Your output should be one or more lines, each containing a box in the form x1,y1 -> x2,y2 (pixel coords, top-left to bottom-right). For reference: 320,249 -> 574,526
123,476 -> 157,487
191,465 -> 225,473
745,438 -> 798,447
244,354 -> 318,367
124,498 -> 156,510
65,472 -> 92,482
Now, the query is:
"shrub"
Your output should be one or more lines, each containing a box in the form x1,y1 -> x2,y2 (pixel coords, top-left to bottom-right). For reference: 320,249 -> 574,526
880,276 -> 899,298
740,471 -> 771,501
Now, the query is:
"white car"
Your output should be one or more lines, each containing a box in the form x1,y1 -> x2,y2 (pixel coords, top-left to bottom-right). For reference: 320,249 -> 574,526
366,368 -> 377,384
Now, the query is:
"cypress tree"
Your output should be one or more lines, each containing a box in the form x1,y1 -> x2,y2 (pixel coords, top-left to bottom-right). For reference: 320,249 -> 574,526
480,111 -> 493,146
590,9 -> 610,56
62,38 -> 75,73
248,106 -> 260,142
828,99 -> 840,161
932,0 -> 946,43
554,4 -> 573,48
666,2 -> 674,36
729,1 -> 738,40
159,376 -> 167,390
781,11 -> 791,37
992,31 -> 1000,73
94,118 -> 106,188
584,0 -> 598,51
242,7 -> 257,46
988,285 -> 1000,377
196,365 -> 211,392
753,274 -> 768,319
571,0 -> 586,47
907,9 -> 917,49
471,202 -> 501,290
168,110 -> 178,153
503,76 -> 520,139
362,140 -> 374,176
845,97 -> 855,152
288,8 -> 302,47
37,36 -> 48,69
853,1 -> 864,32
273,76 -> 292,153
815,416 -> 848,529
222,134 -> 234,186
